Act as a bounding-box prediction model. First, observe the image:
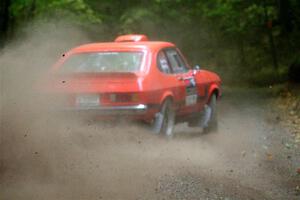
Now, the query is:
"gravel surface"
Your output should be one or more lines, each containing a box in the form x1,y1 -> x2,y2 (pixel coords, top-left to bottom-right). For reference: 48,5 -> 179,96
1,88 -> 300,200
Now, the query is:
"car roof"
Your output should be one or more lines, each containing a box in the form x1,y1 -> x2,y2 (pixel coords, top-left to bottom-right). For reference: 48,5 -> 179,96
70,41 -> 176,54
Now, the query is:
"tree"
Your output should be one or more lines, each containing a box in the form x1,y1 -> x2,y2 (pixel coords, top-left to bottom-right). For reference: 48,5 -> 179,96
1,0 -> 299,84
0,0 -> 11,47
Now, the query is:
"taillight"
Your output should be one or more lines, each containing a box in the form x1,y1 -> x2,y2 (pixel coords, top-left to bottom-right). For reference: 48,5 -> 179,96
109,93 -> 139,102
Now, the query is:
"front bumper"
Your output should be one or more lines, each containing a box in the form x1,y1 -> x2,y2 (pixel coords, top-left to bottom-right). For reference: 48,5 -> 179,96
63,104 -> 148,115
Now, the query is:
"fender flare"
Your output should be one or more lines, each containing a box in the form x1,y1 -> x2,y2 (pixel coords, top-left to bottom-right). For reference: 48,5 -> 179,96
159,91 -> 174,104
208,83 -> 220,100
159,91 -> 175,109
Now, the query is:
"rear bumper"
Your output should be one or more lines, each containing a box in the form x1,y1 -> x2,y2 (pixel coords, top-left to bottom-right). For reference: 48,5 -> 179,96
63,104 -> 148,115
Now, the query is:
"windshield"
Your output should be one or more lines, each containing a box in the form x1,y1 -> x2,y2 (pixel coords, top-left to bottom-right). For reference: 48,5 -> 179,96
59,52 -> 143,73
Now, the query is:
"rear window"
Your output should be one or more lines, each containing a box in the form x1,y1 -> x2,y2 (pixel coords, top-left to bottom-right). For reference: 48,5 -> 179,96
59,52 -> 143,73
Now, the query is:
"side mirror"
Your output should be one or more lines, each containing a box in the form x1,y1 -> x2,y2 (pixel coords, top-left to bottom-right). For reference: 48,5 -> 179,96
192,65 -> 200,76
194,65 -> 200,70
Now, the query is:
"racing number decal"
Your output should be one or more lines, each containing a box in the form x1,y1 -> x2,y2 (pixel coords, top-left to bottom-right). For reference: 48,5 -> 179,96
185,77 -> 197,106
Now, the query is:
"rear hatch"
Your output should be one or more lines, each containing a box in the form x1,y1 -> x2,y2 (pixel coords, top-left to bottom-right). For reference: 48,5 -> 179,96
44,49 -> 146,108
44,72 -> 142,108
47,72 -> 139,93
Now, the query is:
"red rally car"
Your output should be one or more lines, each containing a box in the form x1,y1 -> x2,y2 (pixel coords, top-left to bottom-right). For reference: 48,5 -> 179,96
45,34 -> 221,137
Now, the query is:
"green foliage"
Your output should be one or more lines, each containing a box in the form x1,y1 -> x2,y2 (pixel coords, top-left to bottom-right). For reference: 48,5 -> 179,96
120,8 -> 157,34
4,0 -> 300,85
10,0 -> 101,24
10,0 -> 34,19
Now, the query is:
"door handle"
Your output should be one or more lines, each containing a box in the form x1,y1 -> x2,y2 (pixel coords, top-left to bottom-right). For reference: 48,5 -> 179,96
177,77 -> 191,81
177,77 -> 184,81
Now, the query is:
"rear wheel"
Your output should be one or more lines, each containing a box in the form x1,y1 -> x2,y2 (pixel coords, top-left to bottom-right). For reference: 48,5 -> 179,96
152,99 -> 175,138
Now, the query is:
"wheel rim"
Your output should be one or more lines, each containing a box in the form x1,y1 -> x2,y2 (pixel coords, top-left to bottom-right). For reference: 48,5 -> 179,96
161,101 -> 174,137
202,105 -> 212,128
152,99 -> 175,137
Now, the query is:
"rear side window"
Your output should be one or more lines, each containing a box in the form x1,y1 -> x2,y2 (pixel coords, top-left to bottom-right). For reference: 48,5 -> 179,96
165,49 -> 188,74
157,51 -> 172,74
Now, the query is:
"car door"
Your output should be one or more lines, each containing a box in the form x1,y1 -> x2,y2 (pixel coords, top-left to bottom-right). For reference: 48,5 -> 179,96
163,48 -> 199,115
156,50 -> 186,111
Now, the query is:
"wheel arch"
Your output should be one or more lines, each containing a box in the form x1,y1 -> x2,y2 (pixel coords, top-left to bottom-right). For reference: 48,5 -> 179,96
158,92 -> 175,110
208,84 -> 221,102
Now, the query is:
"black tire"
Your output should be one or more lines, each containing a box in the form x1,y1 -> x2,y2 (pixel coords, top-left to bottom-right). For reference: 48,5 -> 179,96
152,99 -> 175,137
203,94 -> 218,133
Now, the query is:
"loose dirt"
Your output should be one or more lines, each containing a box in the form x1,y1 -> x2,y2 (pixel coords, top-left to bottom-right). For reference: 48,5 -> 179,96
1,88 -> 299,200
0,22 -> 299,200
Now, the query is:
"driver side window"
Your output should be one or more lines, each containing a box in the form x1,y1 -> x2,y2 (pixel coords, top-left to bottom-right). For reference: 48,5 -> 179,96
164,48 -> 188,74
157,51 -> 172,74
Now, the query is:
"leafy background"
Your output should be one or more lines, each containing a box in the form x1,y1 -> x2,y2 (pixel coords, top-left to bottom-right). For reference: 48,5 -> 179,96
1,0 -> 299,85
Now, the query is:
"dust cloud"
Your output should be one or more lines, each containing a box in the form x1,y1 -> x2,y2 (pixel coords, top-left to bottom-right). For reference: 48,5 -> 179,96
0,20 -> 96,197
0,21 -> 289,200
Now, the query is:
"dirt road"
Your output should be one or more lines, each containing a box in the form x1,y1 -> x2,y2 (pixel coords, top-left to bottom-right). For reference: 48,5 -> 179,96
1,88 -> 299,200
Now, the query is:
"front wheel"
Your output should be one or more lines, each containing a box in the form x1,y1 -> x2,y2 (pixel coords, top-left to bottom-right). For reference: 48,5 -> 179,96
152,99 -> 175,138
188,94 -> 218,133
202,94 -> 218,133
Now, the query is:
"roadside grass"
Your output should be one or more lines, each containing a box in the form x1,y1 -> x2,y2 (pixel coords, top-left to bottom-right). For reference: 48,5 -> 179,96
271,83 -> 300,144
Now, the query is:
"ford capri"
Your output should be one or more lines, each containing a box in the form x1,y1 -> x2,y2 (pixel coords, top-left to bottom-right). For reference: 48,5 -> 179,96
45,34 -> 221,137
